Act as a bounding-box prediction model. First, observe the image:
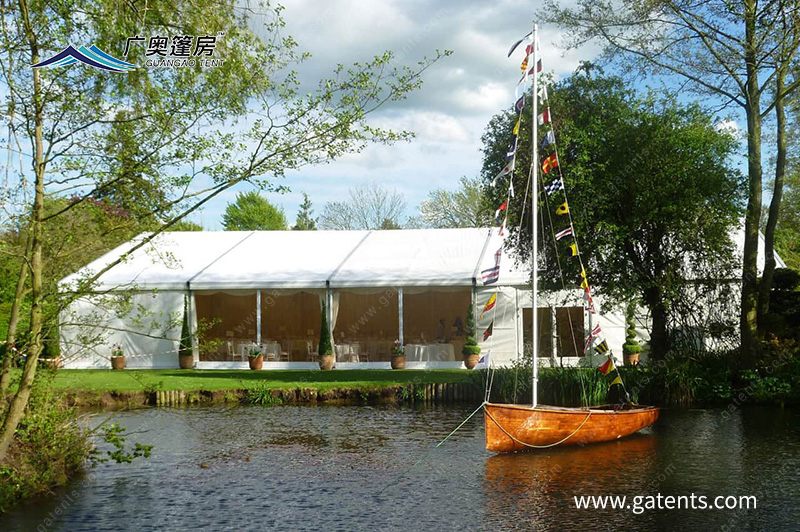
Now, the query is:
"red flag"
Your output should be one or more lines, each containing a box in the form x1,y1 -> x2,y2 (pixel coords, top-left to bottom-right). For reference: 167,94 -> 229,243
495,200 -> 508,220
538,108 -> 551,125
597,357 -> 615,375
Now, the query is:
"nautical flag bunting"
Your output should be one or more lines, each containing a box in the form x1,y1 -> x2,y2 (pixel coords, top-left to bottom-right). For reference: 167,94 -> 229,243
556,202 -> 569,215
568,242 -> 578,256
597,356 -> 615,375
483,321 -> 494,341
538,108 -> 551,125
541,130 -> 555,150
515,96 -> 525,113
610,375 -> 623,386
555,226 -> 573,240
495,200 -> 508,220
544,179 -> 563,195
594,339 -> 609,355
480,293 -> 497,318
541,153 -> 559,174
584,323 -> 602,352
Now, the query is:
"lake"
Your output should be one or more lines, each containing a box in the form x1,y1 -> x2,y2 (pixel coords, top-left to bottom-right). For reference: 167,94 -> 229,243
2,405 -> 799,530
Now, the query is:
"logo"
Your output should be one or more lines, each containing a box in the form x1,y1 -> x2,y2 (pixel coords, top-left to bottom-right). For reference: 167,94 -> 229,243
32,44 -> 137,72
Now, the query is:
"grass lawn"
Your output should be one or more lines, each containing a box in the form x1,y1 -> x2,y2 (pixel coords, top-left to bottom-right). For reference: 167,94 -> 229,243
38,369 -> 476,393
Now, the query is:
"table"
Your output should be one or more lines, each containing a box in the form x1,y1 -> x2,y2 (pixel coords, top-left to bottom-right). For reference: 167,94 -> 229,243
238,341 -> 282,361
404,343 -> 455,362
335,343 -> 361,362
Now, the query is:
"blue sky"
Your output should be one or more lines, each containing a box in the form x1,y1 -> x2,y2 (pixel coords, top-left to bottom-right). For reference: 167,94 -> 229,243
186,0 -> 604,229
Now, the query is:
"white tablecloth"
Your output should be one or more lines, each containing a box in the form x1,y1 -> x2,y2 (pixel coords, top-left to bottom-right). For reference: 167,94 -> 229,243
335,343 -> 360,362
404,343 -> 455,362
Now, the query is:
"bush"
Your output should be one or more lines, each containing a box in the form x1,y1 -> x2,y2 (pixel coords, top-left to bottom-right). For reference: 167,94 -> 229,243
178,296 -> 192,358
462,304 -> 480,357
318,301 -> 333,357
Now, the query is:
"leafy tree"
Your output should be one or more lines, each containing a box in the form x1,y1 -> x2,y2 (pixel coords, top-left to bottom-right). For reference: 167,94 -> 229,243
415,176 -> 491,228
482,69 -> 744,359
0,0 -> 447,459
293,193 -> 317,230
222,191 -> 287,230
319,182 -> 406,229
542,0 -> 800,356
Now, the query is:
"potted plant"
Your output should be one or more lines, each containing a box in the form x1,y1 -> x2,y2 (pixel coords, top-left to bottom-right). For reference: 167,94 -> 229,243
178,297 -> 194,369
462,305 -> 481,370
622,302 -> 641,366
318,301 -> 335,370
248,346 -> 264,370
390,339 -> 405,369
110,344 -> 126,370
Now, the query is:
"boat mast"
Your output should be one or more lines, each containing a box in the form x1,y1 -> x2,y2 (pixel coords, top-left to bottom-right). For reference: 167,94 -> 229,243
531,22 -> 539,408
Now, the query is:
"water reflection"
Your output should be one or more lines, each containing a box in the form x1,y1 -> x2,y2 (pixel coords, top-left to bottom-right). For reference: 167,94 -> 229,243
1,406 -> 798,531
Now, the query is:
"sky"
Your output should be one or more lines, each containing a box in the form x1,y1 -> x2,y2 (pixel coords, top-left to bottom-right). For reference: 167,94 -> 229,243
188,0 -> 602,230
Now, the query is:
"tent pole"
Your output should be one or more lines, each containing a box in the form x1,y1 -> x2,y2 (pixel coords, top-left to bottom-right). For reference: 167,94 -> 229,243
398,287 -> 404,346
256,290 -> 262,345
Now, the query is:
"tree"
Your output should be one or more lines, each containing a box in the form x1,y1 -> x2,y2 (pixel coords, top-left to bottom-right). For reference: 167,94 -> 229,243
222,191 -> 287,231
0,0 -> 447,459
482,70 -> 743,359
415,176 -> 491,228
293,193 -> 317,230
542,0 -> 800,357
319,182 -> 406,229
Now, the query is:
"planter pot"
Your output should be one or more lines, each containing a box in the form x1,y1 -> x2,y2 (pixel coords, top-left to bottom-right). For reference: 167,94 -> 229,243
179,353 -> 194,369
39,357 -> 62,369
111,356 -> 126,370
391,355 -> 406,370
463,354 -> 480,370
624,352 -> 640,366
248,354 -> 264,370
318,354 -> 335,371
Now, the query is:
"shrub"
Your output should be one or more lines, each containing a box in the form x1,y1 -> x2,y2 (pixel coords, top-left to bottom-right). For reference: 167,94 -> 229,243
462,304 -> 480,357
318,301 -> 333,357
178,296 -> 192,358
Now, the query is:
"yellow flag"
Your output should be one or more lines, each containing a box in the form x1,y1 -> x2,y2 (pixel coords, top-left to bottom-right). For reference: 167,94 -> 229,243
513,118 -> 520,136
556,202 -> 569,215
610,375 -> 623,386
480,293 -> 497,318
580,277 -> 589,290
580,267 -> 586,279
569,242 -> 578,256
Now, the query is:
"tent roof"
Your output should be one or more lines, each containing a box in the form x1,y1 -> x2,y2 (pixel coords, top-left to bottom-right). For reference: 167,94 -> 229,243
61,223 -> 785,293
61,228 -> 522,292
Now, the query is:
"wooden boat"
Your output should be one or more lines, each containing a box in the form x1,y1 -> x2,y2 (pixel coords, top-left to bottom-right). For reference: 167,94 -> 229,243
484,403 -> 659,453
481,24 -> 659,453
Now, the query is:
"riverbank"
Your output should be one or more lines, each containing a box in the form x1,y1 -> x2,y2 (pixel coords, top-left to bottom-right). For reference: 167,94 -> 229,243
28,369 -> 480,408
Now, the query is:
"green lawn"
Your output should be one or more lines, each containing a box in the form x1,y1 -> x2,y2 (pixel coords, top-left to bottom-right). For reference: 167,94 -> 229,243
41,369 -> 475,393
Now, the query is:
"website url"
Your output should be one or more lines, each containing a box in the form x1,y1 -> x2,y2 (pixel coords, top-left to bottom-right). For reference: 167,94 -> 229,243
573,493 -> 757,515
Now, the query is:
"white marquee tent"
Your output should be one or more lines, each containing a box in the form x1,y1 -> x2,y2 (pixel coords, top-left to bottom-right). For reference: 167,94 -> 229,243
59,226 -> 783,369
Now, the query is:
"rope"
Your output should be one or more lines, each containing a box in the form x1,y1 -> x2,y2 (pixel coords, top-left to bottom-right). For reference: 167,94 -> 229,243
435,401 -> 487,448
483,405 -> 593,449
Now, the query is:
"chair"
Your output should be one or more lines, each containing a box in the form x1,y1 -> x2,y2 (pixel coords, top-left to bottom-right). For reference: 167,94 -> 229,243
227,341 -> 245,362
306,340 -> 317,361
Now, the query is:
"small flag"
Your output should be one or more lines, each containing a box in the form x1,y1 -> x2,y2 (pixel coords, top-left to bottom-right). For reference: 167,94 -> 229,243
492,162 -> 513,186
544,179 -> 563,195
536,58 -> 542,72
495,200 -> 508,220
515,96 -> 525,113
583,287 -> 596,314
598,356 -> 615,375
483,321 -> 494,341
556,201 -> 569,215
580,277 -> 589,290
481,266 -> 500,285
594,339 -> 609,355
507,32 -> 533,57
585,323 -> 602,352
541,153 -> 559,174
610,374 -> 623,386
538,84 -> 548,103
481,248 -> 501,284
512,118 -> 520,136
498,217 -> 507,236
568,242 -> 578,256
520,57 -> 528,73
540,130 -> 555,149
555,226 -> 573,240
538,108 -> 551,125
478,351 -> 490,365
480,293 -> 497,318
508,179 -> 515,198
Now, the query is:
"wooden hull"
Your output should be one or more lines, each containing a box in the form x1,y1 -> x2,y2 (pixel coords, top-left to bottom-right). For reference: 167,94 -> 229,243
484,403 -> 659,453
